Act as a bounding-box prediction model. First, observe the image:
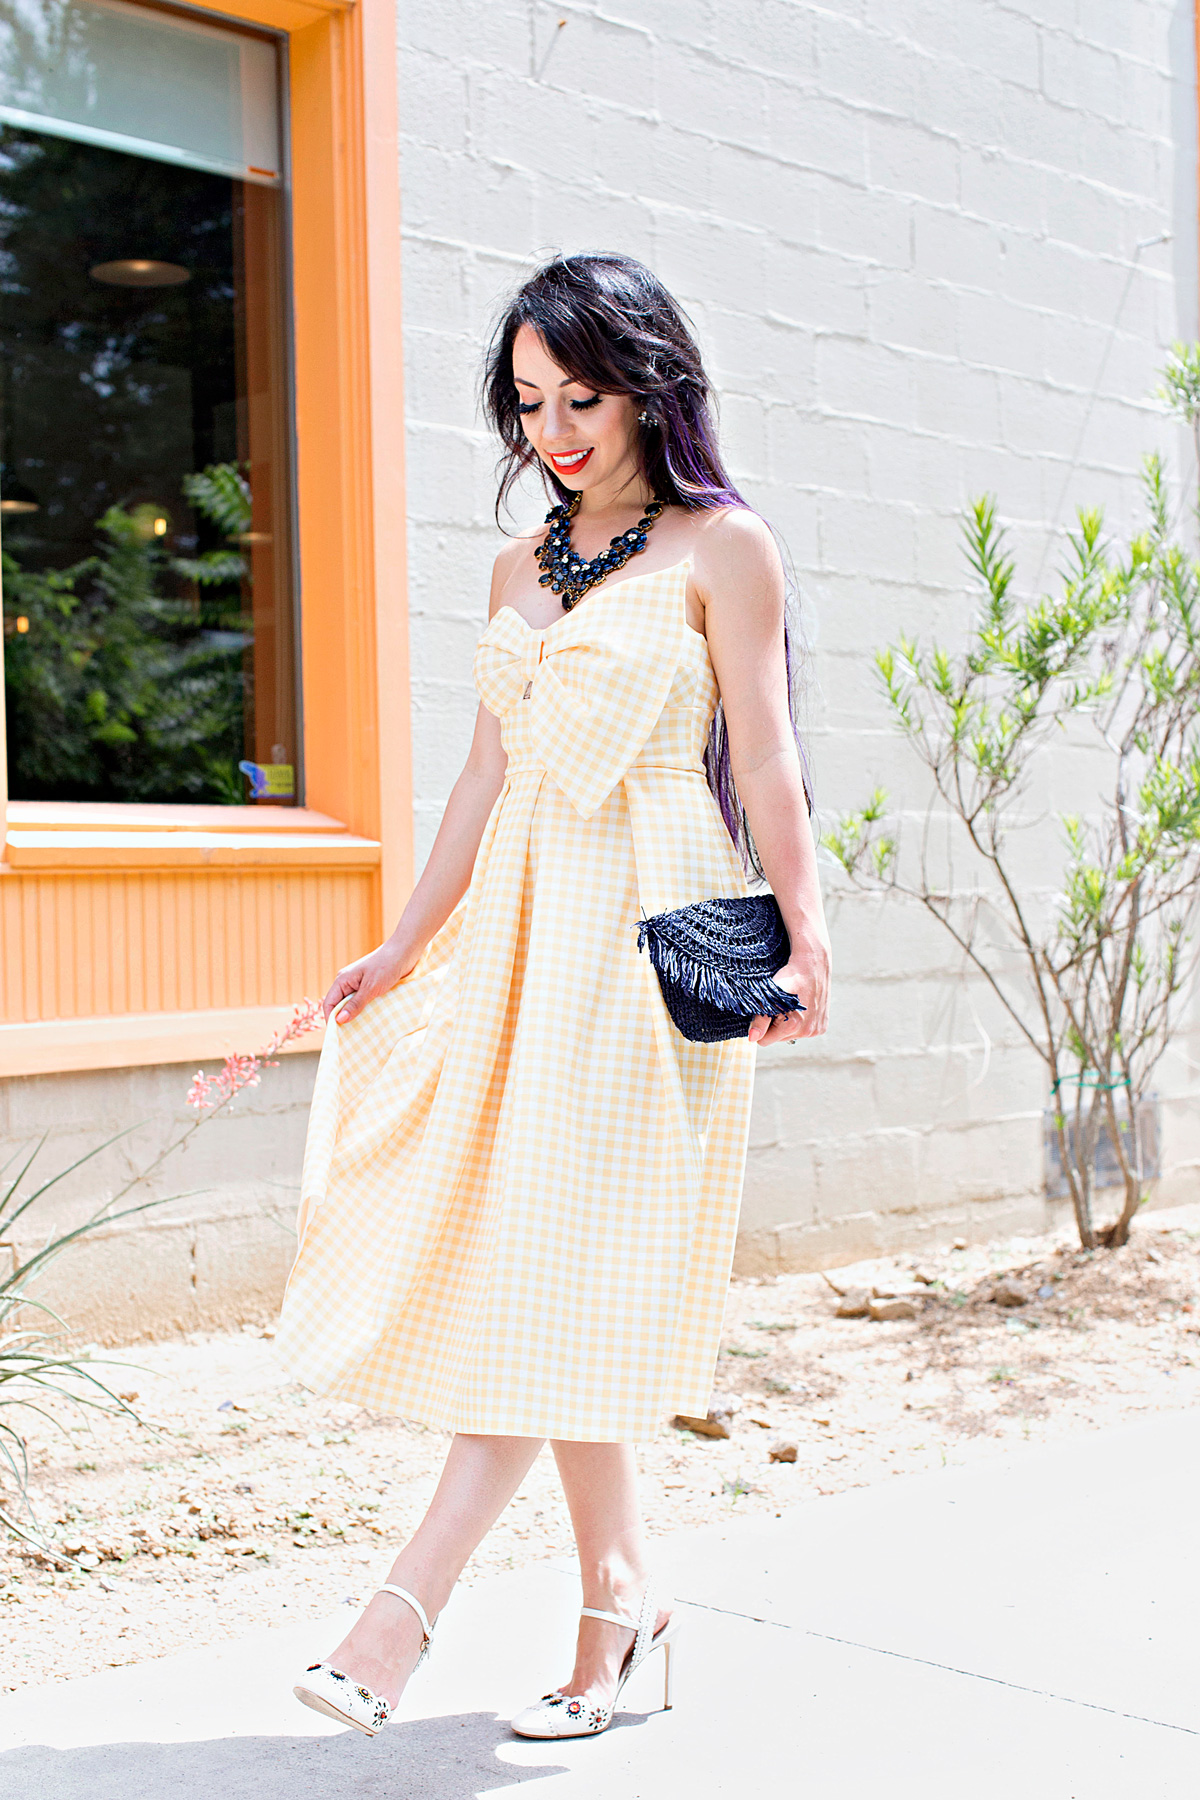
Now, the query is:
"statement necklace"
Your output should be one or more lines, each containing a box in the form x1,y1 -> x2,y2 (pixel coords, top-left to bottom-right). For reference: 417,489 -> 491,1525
535,491 -> 666,611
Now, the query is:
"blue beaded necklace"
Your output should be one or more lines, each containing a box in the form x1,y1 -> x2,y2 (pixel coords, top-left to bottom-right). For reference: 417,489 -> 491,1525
535,491 -> 666,611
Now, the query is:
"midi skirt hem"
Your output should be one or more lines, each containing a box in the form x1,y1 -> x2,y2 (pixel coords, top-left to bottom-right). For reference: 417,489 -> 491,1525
301,1380 -> 722,1445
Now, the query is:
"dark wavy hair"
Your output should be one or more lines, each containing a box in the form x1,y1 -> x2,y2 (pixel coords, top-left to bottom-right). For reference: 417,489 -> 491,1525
482,252 -> 811,864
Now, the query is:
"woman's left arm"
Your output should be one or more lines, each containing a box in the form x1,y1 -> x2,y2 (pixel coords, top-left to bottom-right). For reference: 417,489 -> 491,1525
696,509 -> 830,1045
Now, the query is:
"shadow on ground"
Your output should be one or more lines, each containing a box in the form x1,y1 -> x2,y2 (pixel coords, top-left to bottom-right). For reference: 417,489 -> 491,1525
0,1710 -> 581,1800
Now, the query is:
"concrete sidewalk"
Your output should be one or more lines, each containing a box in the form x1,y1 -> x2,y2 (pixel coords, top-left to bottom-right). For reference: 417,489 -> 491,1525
1,1412 -> 1197,1800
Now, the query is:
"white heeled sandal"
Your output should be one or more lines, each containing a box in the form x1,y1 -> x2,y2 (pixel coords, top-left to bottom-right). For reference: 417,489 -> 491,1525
292,1583 -> 434,1737
510,1581 -> 680,1739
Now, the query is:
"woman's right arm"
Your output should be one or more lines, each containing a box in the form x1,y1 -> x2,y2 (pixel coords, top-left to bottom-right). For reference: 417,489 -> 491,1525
323,548 -> 520,1023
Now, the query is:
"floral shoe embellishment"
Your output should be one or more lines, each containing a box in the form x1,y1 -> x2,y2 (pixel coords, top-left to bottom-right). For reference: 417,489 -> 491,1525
296,1663 -> 391,1734
294,1586 -> 433,1738
510,1579 -> 677,1740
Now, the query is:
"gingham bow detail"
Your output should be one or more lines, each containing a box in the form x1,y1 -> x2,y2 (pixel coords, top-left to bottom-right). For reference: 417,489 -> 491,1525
473,587 -> 686,818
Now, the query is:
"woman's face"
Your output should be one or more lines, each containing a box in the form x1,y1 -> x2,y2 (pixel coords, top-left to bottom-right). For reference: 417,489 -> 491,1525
512,323 -> 642,501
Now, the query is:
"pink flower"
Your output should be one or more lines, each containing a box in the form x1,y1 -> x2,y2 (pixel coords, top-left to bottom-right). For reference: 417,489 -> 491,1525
186,999 -> 323,1111
186,1071 -> 214,1109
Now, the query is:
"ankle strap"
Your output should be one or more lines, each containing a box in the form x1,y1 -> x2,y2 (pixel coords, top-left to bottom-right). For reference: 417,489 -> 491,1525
376,1583 -> 433,1644
580,1604 -> 638,1630
581,1580 -> 659,1670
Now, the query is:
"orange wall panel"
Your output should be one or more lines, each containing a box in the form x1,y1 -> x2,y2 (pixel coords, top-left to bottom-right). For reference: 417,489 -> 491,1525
0,870 -> 373,1022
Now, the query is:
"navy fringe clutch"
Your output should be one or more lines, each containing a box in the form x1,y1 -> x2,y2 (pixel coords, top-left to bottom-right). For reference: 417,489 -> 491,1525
635,894 -> 803,1043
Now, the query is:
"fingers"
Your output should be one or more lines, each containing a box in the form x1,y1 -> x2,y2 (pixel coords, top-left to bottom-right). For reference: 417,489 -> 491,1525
753,1003 -> 825,1046
335,991 -> 366,1025
749,1007 -> 802,1045
757,1015 -> 801,1046
334,975 -> 377,1026
322,969 -> 361,1023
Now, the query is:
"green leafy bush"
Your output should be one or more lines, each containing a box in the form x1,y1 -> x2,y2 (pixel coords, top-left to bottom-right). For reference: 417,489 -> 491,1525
830,351 -> 1200,1250
3,464 -> 251,804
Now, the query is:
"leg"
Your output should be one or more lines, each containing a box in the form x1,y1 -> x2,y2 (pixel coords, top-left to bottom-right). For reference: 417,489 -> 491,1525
550,1441 -> 672,1706
324,1433 -> 542,1707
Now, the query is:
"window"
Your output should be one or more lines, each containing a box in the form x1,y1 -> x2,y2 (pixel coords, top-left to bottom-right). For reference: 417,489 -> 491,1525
0,0 -> 298,806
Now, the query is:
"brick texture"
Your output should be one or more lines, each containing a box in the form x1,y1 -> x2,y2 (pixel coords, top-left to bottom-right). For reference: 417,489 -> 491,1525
398,1 -> 1199,1267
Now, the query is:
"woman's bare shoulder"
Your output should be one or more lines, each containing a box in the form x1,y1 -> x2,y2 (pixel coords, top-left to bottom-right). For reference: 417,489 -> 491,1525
489,523 -> 546,615
691,506 -> 782,593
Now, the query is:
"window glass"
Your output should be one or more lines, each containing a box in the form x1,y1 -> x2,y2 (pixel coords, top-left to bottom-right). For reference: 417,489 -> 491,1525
0,0 -> 280,183
0,1 -> 297,805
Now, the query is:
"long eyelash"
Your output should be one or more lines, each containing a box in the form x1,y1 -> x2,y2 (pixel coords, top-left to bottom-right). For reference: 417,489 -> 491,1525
516,393 -> 600,416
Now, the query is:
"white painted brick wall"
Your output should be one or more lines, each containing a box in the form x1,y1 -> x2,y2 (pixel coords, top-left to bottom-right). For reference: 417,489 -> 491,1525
397,0 -> 1200,1268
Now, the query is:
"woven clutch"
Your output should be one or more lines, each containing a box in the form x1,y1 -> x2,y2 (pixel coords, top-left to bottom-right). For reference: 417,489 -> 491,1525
635,894 -> 803,1043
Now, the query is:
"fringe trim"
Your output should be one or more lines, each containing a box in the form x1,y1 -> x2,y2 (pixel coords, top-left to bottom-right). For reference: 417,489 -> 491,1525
636,921 -> 801,1018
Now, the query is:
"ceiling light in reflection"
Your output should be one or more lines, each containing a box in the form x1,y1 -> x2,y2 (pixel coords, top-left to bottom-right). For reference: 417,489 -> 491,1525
1,475 -> 40,514
90,259 -> 191,288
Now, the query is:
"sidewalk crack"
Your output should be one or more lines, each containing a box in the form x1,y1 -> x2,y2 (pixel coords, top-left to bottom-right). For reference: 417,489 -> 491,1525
674,1598 -> 1198,1738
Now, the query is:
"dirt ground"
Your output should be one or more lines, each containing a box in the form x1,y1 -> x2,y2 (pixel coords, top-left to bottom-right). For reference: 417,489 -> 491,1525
3,1203 -> 1198,1692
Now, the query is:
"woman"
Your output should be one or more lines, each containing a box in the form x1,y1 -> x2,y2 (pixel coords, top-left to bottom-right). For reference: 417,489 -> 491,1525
278,252 -> 830,1740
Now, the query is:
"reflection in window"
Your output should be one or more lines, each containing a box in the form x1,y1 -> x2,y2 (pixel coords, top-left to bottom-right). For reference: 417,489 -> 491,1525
0,5 -> 296,805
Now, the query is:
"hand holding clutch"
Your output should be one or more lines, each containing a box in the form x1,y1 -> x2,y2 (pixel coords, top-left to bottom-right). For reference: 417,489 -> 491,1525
635,894 -> 804,1043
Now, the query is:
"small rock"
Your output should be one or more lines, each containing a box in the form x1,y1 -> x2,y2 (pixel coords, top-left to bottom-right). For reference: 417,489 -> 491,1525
768,1440 -> 799,1464
674,1395 -> 741,1439
234,1482 -> 255,1495
952,1237 -> 967,1250
835,1289 -> 871,1318
1145,1247 -> 1163,1265
869,1296 -> 917,1322
992,1279 -> 1030,1308
872,1281 -> 924,1300
1037,1284 -> 1055,1299
912,1269 -> 937,1286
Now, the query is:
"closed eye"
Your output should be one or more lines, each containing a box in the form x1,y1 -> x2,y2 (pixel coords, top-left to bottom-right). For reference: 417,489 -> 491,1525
516,392 -> 602,416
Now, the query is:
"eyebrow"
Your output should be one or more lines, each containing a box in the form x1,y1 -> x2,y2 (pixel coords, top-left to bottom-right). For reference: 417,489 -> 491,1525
513,373 -> 584,389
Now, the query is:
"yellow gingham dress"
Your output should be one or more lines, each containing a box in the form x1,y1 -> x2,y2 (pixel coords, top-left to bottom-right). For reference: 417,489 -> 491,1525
276,560 -> 754,1441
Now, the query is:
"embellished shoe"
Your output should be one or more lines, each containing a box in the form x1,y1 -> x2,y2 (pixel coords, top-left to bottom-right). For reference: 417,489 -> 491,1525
510,1580 -> 680,1740
293,1583 -> 434,1737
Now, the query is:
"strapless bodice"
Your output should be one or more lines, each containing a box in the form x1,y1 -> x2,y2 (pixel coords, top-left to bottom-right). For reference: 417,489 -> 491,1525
473,560 -> 717,815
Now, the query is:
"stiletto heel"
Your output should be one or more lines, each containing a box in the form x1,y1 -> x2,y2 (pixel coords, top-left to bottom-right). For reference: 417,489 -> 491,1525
510,1581 -> 680,1739
292,1583 -> 435,1736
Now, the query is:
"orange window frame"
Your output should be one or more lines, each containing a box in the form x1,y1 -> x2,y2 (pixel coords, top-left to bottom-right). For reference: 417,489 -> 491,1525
0,0 -> 411,1074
